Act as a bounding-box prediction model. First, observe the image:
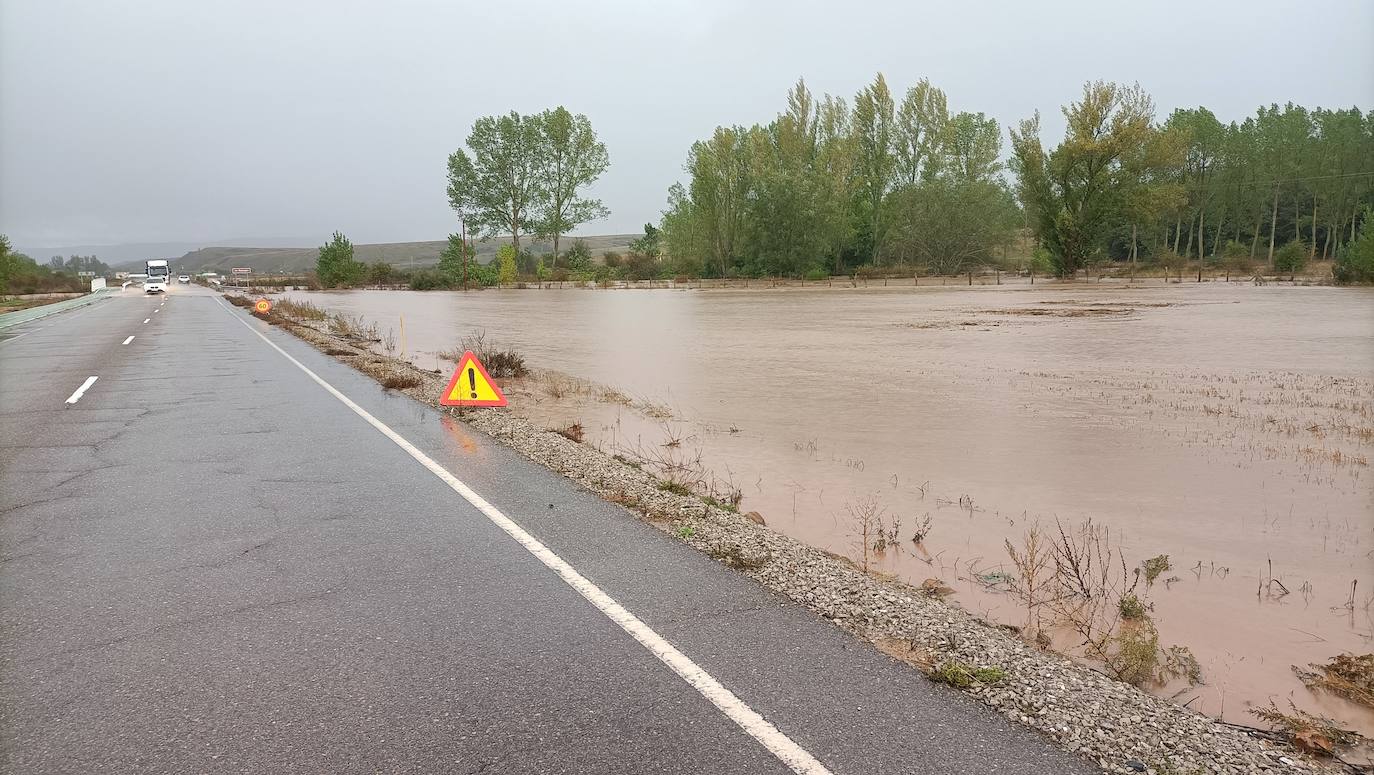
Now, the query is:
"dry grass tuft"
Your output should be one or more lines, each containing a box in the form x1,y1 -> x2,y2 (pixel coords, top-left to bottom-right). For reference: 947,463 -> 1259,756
380,374 -> 422,390
553,423 -> 584,443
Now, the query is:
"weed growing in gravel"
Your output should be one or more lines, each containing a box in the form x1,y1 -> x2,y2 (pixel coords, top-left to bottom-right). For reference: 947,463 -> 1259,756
611,454 -> 642,471
930,661 -> 1007,688
676,525 -> 696,539
657,481 -> 691,496
706,542 -> 768,570
701,495 -> 738,514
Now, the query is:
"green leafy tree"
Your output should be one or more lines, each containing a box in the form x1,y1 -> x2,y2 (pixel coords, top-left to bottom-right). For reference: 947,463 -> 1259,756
0,235 -> 15,293
852,73 -> 896,261
448,112 -> 544,254
1164,107 -> 1226,260
496,244 -> 518,286
1272,239 -> 1307,276
1334,209 -> 1374,284
367,261 -> 394,285
885,179 -> 1019,274
942,112 -> 1002,184
563,240 -> 593,272
893,78 -> 948,186
316,231 -> 363,287
629,223 -> 661,258
532,107 -> 610,268
1010,81 -> 1161,276
436,233 -> 475,283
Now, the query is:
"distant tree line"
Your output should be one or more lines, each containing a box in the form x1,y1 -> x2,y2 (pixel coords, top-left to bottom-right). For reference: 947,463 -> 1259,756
657,74 -> 1374,283
659,75 -> 1021,279
0,236 -> 98,294
1011,86 -> 1374,279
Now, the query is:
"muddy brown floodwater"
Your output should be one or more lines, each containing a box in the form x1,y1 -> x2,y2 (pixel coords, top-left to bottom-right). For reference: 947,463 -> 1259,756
285,282 -> 1374,735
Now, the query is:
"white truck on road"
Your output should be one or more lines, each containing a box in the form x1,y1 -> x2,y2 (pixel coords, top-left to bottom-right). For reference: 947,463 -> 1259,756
145,260 -> 170,293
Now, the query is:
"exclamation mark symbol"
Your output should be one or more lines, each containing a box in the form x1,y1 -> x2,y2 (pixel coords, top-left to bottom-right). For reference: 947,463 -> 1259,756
468,367 -> 477,399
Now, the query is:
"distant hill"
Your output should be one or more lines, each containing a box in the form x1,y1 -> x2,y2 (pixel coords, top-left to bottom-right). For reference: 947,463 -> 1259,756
22,238 -> 315,265
114,234 -> 641,274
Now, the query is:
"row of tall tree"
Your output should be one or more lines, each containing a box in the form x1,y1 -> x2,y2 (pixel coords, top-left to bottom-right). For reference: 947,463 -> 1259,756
446,107 -> 610,269
1011,85 -> 1374,276
659,74 -> 1373,278
660,76 -> 1020,278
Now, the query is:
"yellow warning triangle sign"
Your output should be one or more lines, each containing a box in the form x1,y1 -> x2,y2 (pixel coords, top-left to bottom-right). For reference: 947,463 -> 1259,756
440,351 -> 508,407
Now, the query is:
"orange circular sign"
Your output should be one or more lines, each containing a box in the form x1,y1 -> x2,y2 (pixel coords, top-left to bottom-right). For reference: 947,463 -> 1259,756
254,299 -> 272,314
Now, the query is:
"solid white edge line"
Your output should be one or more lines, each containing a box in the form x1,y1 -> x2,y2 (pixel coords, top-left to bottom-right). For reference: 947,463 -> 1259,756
65,375 -> 98,404
122,335 -> 135,345
216,300 -> 831,775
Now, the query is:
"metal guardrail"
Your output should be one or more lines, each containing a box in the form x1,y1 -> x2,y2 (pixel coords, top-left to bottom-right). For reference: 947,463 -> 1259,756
0,287 -> 114,331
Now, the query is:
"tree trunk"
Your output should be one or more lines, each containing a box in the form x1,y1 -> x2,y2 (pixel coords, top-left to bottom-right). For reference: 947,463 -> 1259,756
1196,207 -> 1206,263
1250,213 -> 1262,258
1185,214 -> 1196,259
550,233 -> 561,272
1130,223 -> 1138,280
1172,217 -> 1182,254
1310,199 -> 1318,259
1212,205 -> 1225,256
1266,186 -> 1279,269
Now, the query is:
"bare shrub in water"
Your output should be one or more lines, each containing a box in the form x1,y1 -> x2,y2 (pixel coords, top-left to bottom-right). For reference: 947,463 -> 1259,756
439,328 -> 529,378
1003,518 -> 1202,687
847,495 -> 901,572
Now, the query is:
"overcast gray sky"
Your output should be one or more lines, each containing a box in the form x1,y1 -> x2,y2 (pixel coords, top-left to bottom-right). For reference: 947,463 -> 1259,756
3,0 -> 1371,252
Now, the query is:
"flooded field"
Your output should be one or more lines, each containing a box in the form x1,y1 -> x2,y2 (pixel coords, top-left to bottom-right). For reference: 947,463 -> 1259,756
284,282 -> 1374,734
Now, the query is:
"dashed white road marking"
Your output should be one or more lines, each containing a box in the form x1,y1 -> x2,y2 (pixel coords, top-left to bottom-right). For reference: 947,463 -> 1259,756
216,300 -> 832,775
143,318 -> 150,324
122,335 -> 135,345
65,376 -> 98,405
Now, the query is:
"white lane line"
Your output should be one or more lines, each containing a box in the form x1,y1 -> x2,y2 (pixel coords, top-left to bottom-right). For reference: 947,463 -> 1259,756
122,335 -> 135,345
0,329 -> 38,345
216,300 -> 831,775
143,318 -> 150,324
154,309 -> 159,313
65,376 -> 98,405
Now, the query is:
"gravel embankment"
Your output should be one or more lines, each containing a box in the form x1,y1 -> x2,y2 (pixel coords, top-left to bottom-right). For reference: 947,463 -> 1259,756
257,303 -> 1346,775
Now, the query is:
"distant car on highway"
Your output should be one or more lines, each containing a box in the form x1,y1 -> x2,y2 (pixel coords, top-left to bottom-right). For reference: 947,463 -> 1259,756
178,274 -> 191,284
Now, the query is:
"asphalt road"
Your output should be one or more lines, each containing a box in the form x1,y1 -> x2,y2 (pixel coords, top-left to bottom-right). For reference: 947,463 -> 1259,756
0,285 -> 1097,774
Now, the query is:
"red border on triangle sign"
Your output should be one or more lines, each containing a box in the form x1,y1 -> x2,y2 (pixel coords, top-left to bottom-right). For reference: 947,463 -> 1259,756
440,351 -> 508,407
